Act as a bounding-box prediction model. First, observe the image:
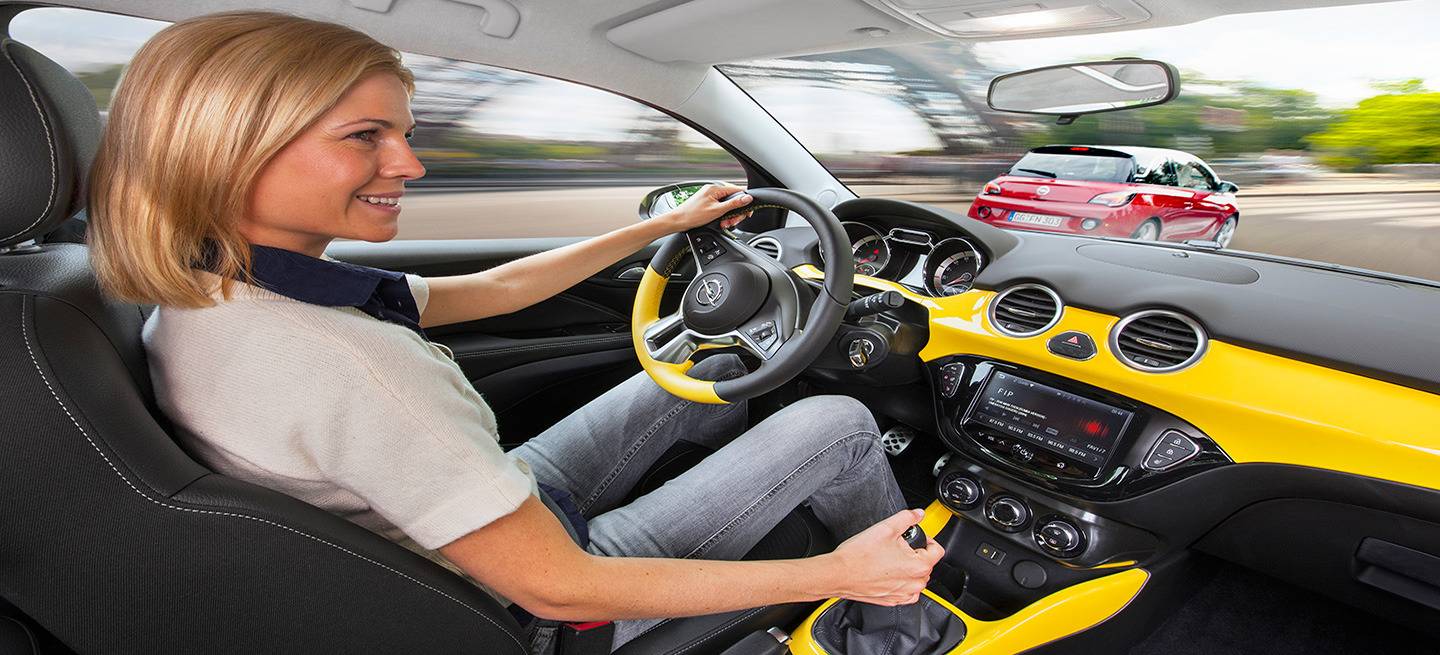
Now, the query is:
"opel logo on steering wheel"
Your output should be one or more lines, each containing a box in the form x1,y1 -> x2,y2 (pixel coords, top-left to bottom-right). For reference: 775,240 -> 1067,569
696,275 -> 727,306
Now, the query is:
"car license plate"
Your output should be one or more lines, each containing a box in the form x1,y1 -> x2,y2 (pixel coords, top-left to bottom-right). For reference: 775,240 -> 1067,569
1009,212 -> 1065,227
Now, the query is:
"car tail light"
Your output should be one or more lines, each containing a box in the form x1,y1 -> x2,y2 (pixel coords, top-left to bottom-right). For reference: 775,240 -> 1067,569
977,205 -> 992,218
1089,191 -> 1135,207
983,182 -> 1002,196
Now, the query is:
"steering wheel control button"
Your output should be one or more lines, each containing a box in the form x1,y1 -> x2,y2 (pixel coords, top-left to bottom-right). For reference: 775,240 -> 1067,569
1143,429 -> 1201,471
976,542 -> 1007,567
1047,331 -> 1097,360
1034,517 -> 1087,558
682,263 -> 767,334
745,320 -> 779,349
938,362 -> 966,398
985,495 -> 1031,533
1012,561 -> 1048,589
938,474 -> 983,510
691,232 -> 726,262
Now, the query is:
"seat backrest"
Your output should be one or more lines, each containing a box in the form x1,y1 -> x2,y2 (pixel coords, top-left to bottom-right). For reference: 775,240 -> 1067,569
0,26 -> 526,655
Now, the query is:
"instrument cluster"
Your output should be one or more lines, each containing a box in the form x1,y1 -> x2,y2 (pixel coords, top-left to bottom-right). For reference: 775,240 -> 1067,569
839,221 -> 986,297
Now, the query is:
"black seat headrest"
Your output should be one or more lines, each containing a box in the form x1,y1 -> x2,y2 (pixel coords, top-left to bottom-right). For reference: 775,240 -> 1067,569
0,35 -> 102,248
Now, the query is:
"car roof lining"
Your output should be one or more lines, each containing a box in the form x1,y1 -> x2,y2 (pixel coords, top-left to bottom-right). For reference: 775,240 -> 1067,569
13,0 -> 1400,113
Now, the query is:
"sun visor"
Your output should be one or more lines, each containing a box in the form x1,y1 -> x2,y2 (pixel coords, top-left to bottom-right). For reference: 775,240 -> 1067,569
861,0 -> 1153,39
605,0 -> 930,64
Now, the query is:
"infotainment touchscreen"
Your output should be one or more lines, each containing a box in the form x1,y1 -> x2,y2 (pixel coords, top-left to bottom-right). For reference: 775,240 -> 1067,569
964,371 -> 1134,476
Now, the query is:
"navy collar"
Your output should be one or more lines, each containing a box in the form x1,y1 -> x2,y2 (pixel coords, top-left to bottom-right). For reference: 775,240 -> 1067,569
228,244 -> 426,338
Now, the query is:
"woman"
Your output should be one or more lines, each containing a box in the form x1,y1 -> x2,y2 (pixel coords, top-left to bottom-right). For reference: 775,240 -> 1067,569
88,11 -> 942,651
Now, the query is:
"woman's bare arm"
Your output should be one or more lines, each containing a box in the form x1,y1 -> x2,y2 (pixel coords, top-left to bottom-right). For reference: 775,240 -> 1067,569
438,496 -> 943,622
418,185 -> 753,328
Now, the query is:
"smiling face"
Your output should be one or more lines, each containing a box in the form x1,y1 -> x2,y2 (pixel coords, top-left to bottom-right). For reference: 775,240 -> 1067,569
242,72 -> 425,256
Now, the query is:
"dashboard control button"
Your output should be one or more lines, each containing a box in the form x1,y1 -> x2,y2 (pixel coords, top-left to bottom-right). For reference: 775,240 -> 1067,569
1010,443 -> 1035,463
1012,560 -> 1048,589
1034,516 -> 1087,558
1143,430 -> 1201,471
985,495 -> 1031,532
1046,331 -> 1097,360
938,474 -> 983,510
938,362 -> 966,398
976,542 -> 1006,566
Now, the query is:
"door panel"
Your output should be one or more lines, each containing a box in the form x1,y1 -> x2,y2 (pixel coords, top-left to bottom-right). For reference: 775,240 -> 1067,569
327,238 -> 696,442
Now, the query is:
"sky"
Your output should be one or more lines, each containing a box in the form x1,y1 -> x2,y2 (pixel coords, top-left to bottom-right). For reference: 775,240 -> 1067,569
11,1 -> 1440,153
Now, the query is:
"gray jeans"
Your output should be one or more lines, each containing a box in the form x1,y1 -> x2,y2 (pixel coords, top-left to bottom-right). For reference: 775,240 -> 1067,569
508,354 -> 905,650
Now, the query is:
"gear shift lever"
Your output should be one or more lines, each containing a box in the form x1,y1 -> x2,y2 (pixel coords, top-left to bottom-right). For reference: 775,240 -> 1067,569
901,525 -> 927,550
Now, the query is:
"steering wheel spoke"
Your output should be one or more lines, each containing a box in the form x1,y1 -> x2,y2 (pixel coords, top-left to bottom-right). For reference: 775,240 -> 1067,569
642,310 -> 780,364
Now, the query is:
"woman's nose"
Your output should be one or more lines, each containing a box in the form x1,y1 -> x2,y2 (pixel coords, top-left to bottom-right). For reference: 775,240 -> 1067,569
383,140 -> 427,180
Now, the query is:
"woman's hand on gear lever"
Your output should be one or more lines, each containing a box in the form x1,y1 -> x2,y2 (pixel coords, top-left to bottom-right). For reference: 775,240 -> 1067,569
657,183 -> 754,234
824,508 -> 946,606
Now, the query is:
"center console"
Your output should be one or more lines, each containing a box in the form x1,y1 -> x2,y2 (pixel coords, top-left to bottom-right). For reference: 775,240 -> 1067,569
929,356 -> 1230,501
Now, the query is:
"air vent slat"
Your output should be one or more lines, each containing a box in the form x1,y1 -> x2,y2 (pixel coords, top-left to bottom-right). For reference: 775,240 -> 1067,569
1001,297 -> 1056,312
1126,321 -> 1198,343
1117,340 -> 1189,364
1112,311 -> 1207,372
989,284 -> 1062,337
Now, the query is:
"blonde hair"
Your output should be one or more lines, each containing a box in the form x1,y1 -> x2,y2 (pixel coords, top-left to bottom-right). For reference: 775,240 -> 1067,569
89,11 -> 414,307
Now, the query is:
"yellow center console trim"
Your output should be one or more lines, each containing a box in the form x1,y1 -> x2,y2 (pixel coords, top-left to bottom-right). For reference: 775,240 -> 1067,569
631,268 -> 724,404
794,265 -> 1440,491
787,568 -> 1150,655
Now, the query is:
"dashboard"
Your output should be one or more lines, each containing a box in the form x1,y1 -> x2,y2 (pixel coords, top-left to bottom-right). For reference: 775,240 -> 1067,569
747,195 -> 1440,632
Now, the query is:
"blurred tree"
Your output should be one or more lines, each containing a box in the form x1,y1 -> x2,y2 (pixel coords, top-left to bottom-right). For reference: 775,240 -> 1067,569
1028,74 -> 1334,159
75,64 -> 123,109
1308,80 -> 1440,171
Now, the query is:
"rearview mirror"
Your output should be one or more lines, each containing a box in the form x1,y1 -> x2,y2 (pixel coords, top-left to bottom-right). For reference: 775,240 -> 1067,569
988,59 -> 1179,124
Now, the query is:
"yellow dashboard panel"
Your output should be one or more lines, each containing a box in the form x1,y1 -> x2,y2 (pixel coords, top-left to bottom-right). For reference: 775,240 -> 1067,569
794,265 -> 1440,491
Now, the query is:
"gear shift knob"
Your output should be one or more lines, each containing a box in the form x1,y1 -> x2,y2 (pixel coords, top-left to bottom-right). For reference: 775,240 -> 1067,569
901,524 -> 927,549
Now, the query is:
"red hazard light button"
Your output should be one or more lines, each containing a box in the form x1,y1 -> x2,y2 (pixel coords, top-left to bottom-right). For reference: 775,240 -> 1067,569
1047,331 -> 1096,360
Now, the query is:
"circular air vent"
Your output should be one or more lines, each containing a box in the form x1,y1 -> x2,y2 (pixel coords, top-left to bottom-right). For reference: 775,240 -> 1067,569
1110,310 -> 1208,372
988,284 -> 1063,337
749,236 -> 782,261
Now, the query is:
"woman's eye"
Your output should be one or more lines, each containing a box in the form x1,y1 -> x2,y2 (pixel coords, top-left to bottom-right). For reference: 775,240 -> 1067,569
349,129 -> 378,142
404,131 -> 415,141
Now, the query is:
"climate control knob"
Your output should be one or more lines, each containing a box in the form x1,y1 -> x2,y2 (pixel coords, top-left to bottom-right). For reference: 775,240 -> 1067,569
939,474 -> 983,510
985,495 -> 1031,532
1034,516 -> 1086,558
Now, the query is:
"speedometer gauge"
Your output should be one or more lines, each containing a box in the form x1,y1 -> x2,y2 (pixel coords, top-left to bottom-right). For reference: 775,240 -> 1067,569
924,238 -> 984,296
852,234 -> 890,276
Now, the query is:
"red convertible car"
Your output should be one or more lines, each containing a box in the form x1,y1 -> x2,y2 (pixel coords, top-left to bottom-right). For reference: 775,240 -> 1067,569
968,145 -> 1240,246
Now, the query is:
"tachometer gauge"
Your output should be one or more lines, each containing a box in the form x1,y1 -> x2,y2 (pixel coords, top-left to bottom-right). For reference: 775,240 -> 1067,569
924,238 -> 984,296
852,234 -> 890,276
839,222 -> 891,277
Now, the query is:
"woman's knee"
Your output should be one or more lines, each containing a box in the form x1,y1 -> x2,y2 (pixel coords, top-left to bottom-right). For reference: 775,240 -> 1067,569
781,395 -> 880,445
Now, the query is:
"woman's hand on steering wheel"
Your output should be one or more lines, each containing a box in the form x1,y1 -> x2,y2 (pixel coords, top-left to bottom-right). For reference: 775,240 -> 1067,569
653,183 -> 754,234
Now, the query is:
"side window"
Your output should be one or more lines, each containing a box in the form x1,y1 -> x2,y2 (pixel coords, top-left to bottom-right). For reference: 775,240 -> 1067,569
1144,160 -> 1179,186
13,7 -> 747,241
1178,162 -> 1215,191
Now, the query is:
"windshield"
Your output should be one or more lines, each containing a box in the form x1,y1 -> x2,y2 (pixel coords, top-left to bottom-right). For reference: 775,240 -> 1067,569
720,0 -> 1440,284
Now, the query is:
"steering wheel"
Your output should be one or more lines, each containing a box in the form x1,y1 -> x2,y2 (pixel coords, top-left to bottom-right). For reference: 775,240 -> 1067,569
631,188 -> 854,404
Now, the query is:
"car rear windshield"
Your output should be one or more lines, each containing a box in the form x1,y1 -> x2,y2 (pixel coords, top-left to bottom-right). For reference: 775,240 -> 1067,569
1009,151 -> 1135,183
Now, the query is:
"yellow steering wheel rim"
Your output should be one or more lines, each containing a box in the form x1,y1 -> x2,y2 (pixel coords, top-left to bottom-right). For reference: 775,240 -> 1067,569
631,267 -> 726,404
